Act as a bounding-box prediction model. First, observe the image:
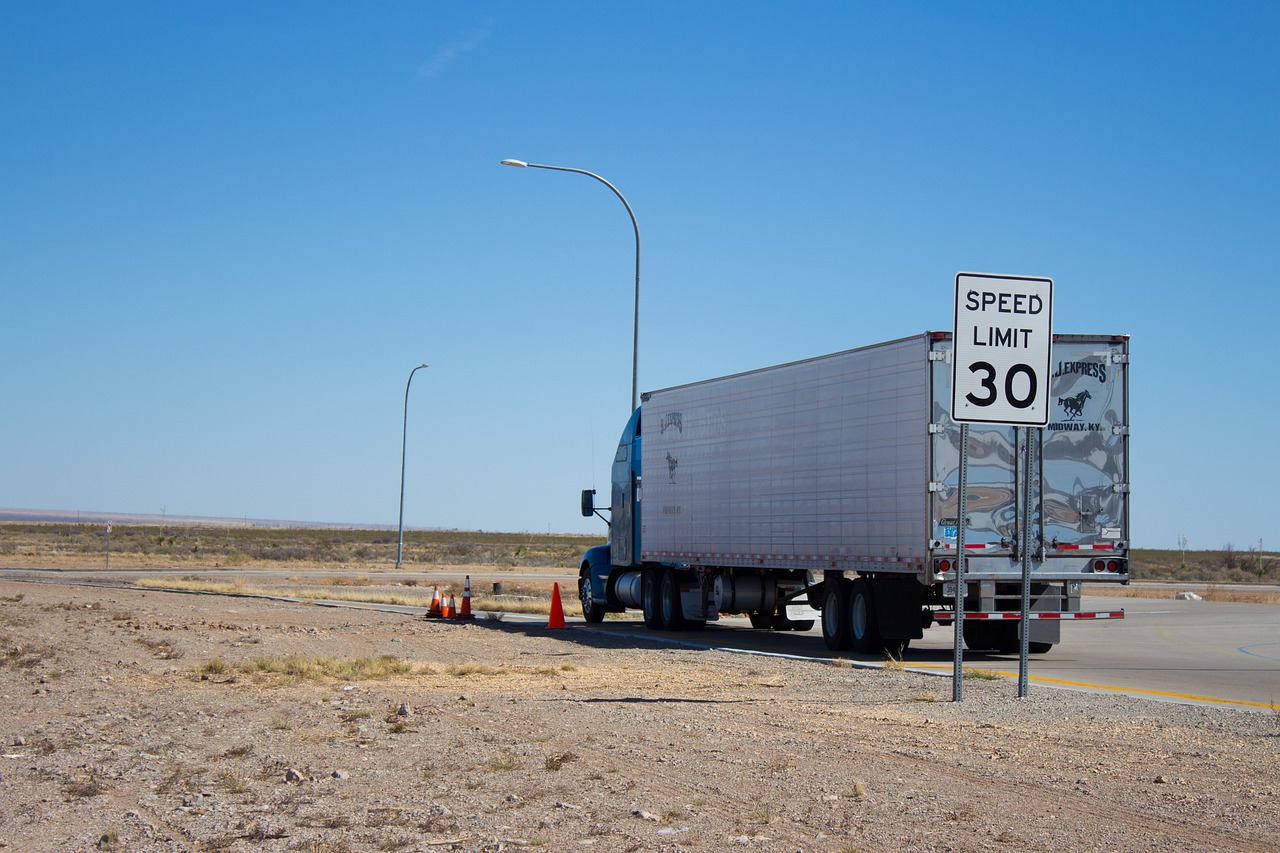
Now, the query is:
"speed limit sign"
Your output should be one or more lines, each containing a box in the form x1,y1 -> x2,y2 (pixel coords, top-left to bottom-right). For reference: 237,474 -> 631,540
951,272 -> 1054,426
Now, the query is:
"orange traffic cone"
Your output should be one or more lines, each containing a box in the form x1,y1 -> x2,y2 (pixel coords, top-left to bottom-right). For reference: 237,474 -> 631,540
427,586 -> 442,618
547,582 -> 566,629
444,594 -> 457,620
459,575 -> 473,620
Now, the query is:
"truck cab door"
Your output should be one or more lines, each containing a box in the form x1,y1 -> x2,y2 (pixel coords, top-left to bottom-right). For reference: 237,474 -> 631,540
609,408 -> 642,567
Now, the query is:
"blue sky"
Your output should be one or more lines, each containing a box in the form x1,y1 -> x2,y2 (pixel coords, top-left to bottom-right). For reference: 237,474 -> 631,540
2,1 -> 1276,550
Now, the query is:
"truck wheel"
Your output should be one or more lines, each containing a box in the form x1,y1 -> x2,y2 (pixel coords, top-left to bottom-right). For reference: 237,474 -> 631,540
659,568 -> 688,631
821,580 -> 853,651
963,621 -> 995,651
848,578 -> 882,654
579,572 -> 606,623
992,622 -> 1020,654
641,568 -> 663,629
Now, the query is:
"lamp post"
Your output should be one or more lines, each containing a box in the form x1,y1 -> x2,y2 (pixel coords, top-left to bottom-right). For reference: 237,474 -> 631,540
501,159 -> 641,413
396,363 -> 429,569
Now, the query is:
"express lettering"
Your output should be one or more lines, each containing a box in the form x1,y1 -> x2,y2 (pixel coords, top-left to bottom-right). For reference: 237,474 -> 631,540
1050,360 -> 1107,383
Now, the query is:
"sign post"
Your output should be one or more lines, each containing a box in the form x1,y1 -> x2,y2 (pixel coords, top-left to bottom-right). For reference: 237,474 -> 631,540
1018,429 -> 1033,697
951,272 -> 1053,700
952,423 -> 968,702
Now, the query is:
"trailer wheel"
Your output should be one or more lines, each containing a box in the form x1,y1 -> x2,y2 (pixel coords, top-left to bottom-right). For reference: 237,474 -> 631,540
659,568 -> 687,631
848,579 -> 882,653
992,622 -> 1020,654
963,621 -> 996,652
579,572 -> 606,623
641,567 -> 663,629
821,580 -> 853,651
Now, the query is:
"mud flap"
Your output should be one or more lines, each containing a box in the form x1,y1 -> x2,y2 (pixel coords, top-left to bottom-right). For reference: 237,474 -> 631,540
1026,584 -> 1062,645
1026,620 -> 1061,644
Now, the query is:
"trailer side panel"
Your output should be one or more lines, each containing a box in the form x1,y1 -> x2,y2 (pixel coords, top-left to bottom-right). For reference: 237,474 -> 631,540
640,335 -> 932,574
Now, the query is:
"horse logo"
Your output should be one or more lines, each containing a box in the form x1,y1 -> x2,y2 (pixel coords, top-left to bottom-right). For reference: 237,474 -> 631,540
1058,390 -> 1091,420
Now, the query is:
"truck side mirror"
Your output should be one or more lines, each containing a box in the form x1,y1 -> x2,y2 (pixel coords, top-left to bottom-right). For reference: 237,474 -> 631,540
580,489 -> 596,518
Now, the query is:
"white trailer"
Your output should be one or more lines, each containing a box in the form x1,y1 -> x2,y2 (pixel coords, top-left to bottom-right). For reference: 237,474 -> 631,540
578,332 -> 1129,653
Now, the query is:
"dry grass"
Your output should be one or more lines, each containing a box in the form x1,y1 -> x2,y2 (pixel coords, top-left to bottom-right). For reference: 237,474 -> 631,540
1090,584 -> 1280,604
195,655 -> 420,685
64,774 -> 107,798
1130,546 -> 1278,584
132,576 -> 434,607
1,635 -> 56,669
963,668 -> 1001,681
482,751 -> 520,772
0,521 -> 597,570
130,576 -> 561,615
5,522 -> 1276,588
193,655 -> 578,687
445,662 -> 508,677
136,636 -> 183,660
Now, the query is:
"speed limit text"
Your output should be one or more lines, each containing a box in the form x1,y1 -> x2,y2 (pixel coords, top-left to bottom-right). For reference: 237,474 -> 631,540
964,288 -> 1045,349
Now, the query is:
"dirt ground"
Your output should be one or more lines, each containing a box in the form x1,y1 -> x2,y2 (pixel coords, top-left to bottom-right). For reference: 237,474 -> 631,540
1,577 -> 1277,852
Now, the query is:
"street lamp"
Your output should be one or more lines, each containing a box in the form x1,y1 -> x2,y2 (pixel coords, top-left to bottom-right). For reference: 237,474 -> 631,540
396,363 -> 429,569
501,159 -> 641,412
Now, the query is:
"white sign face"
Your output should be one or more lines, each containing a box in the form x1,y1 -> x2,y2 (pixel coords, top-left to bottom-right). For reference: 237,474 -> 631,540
951,272 -> 1054,426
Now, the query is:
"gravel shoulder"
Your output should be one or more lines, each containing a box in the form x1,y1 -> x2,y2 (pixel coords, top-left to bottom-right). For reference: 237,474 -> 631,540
1,578 -> 1278,852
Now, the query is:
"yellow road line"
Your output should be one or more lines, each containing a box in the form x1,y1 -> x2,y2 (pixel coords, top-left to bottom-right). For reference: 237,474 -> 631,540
909,663 -> 1278,710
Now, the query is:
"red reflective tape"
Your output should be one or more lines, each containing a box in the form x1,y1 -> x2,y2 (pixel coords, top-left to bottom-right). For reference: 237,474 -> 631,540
932,611 -> 1126,623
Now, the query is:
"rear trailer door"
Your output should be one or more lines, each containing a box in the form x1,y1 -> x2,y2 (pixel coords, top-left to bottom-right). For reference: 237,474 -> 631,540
929,333 -> 1129,582
930,336 -> 1018,569
1041,335 -> 1129,576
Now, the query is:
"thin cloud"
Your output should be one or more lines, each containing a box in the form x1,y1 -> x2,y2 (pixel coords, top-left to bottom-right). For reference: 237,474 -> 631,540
418,29 -> 490,80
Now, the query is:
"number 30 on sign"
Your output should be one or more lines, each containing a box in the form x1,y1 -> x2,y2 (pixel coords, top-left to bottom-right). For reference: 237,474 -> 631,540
951,272 -> 1054,427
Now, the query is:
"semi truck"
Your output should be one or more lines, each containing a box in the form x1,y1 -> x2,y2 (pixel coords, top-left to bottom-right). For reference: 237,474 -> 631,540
578,331 -> 1130,654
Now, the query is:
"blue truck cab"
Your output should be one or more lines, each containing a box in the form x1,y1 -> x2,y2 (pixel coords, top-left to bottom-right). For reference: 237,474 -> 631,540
578,407 -> 641,622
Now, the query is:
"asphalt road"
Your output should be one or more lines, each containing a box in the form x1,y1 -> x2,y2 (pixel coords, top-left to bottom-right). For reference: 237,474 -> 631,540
570,595 -> 1280,712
